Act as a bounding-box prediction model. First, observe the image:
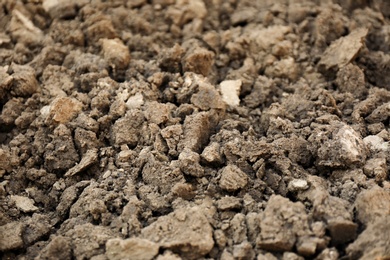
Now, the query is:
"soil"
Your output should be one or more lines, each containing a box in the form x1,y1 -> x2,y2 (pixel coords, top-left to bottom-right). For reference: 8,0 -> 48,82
1,0 -> 390,259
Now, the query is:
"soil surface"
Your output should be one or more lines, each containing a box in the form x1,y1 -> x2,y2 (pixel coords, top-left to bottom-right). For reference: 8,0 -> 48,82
1,0 -> 390,259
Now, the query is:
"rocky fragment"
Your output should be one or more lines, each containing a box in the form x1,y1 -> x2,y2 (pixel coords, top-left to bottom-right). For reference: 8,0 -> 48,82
126,93 -> 144,110
201,142 -> 223,164
249,25 -> 291,52
217,196 -> 242,211
366,102 -> 390,123
46,97 -> 83,125
10,195 -> 39,213
9,63 -> 39,97
141,157 -> 184,194
0,149 -> 12,176
178,148 -> 204,177
167,0 -> 207,26
314,5 -> 347,48
178,111 -> 213,153
101,38 -> 131,70
191,81 -> 225,110
37,236 -> 72,260
355,185 -> 390,225
0,66 -> 13,101
49,20 -> 85,46
8,9 -> 44,46
42,0 -> 77,19
156,251 -> 182,260
313,195 -> 357,245
106,238 -> 159,260
85,16 -> 117,44
346,215 -> 390,260
64,223 -> 116,259
318,28 -> 368,73
0,98 -> 24,125
141,206 -> 214,259
363,135 -> 389,154
364,158 -> 388,182
171,182 -> 195,200
23,214 -> 53,245
0,221 -> 24,251
265,57 -> 300,81
44,124 -> 79,172
111,111 -> 144,147
335,63 -> 366,98
288,179 -> 309,192
257,195 -> 312,253
65,148 -> 98,177
145,101 -> 172,125
182,47 -> 214,76
219,165 -> 248,192
315,248 -> 339,260
161,124 -> 183,157
317,123 -> 367,168
220,80 -> 242,107
74,128 -> 99,154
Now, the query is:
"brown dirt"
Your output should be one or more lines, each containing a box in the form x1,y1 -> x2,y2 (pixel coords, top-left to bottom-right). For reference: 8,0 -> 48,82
1,0 -> 390,259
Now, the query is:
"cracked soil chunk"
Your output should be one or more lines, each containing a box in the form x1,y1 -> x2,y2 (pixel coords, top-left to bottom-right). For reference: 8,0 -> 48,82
0,221 -> 24,251
141,206 -> 214,259
257,195 -> 312,253
318,28 -> 368,73
106,237 -> 159,260
219,164 -> 248,192
316,123 -> 367,168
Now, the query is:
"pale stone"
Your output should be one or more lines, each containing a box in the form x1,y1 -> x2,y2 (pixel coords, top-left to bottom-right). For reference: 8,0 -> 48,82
288,179 -> 309,191
47,97 -> 83,124
220,80 -> 242,107
126,93 -> 144,110
10,195 -> 38,213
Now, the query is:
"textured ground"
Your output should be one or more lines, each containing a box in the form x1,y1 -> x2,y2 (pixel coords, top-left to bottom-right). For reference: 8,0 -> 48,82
1,0 -> 390,259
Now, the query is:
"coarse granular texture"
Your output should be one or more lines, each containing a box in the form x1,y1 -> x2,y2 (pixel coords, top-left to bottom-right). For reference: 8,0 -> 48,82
1,0 -> 390,259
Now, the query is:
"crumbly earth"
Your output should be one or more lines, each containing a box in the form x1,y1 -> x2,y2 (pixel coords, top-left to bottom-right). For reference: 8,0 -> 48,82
1,0 -> 390,259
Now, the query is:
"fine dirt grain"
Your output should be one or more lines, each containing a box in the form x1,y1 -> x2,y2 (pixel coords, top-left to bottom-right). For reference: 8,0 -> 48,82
1,0 -> 390,259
